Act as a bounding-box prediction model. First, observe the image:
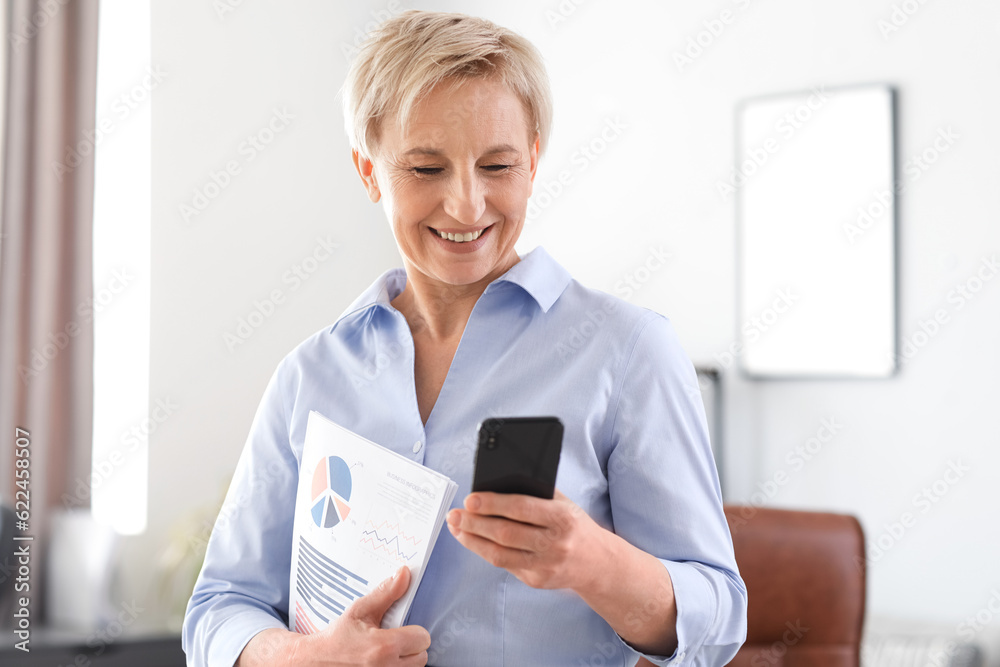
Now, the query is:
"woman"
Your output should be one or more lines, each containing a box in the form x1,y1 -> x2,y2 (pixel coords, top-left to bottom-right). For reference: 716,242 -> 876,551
183,10 -> 746,667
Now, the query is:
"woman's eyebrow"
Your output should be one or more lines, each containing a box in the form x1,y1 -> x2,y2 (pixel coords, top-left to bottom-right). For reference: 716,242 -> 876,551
482,144 -> 520,156
402,147 -> 443,156
400,144 -> 520,157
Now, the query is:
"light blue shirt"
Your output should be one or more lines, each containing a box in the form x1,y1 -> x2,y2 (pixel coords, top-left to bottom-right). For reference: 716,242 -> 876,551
182,247 -> 746,667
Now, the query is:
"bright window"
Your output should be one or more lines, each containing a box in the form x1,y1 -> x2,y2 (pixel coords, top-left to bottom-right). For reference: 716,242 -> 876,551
91,0 -> 151,535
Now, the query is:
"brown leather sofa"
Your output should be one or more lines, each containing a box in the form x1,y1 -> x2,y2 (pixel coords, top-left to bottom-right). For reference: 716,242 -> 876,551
638,505 -> 866,667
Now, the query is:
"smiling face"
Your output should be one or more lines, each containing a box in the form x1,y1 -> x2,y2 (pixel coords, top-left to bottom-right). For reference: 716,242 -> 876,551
354,77 -> 539,292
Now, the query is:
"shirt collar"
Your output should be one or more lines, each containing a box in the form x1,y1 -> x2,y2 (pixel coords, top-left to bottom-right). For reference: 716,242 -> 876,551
333,268 -> 406,327
333,245 -> 572,328
489,246 -> 572,312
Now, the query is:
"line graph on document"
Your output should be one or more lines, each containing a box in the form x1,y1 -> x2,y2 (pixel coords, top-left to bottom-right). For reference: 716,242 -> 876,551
358,515 -> 423,566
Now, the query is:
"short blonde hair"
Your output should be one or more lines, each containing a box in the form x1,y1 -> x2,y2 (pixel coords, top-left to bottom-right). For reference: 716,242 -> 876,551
342,10 -> 552,159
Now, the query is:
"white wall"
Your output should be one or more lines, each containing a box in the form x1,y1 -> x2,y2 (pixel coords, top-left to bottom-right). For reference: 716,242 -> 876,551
145,0 -> 1000,660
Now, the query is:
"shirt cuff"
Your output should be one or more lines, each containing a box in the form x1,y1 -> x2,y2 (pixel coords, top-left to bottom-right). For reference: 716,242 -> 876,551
205,608 -> 289,667
618,559 -> 715,666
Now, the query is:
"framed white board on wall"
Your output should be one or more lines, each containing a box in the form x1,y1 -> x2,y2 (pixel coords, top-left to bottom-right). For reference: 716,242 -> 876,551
736,85 -> 897,378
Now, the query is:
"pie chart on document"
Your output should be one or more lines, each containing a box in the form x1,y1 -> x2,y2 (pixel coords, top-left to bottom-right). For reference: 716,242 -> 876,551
310,456 -> 353,529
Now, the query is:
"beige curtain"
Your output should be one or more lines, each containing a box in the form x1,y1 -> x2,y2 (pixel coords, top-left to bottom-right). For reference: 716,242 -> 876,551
0,0 -> 100,621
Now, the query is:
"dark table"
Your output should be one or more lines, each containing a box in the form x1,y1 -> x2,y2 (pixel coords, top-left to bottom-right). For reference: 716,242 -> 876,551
0,630 -> 185,666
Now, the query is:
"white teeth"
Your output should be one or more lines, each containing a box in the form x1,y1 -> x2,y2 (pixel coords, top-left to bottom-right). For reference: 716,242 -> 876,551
437,228 -> 484,242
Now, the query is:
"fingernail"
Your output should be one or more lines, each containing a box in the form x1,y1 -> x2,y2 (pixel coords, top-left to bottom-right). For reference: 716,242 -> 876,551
466,495 -> 481,511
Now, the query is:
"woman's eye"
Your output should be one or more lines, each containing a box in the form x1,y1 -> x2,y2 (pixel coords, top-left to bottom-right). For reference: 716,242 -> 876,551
482,164 -> 510,172
412,167 -> 443,175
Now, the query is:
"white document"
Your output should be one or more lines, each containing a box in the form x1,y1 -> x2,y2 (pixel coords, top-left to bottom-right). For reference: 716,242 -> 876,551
289,411 -> 458,633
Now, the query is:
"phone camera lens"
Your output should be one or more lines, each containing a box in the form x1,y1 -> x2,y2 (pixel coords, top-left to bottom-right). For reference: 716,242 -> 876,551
487,436 -> 497,449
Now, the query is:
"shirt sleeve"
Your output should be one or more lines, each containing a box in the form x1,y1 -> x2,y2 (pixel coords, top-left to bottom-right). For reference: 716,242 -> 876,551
181,360 -> 299,667
605,314 -> 747,666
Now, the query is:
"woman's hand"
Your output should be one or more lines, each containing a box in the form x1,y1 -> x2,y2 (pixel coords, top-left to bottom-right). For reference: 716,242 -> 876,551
236,567 -> 430,666
445,489 -> 608,591
446,489 -> 679,656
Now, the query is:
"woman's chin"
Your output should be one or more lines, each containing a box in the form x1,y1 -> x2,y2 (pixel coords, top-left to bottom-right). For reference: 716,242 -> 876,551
402,234 -> 520,288
405,255 -> 496,290
430,263 -> 494,288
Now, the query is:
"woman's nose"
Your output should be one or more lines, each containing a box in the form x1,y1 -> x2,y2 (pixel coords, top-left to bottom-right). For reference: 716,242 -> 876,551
442,171 -> 486,225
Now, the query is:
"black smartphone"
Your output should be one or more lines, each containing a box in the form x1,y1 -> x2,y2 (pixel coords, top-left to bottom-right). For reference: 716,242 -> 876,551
471,417 -> 563,499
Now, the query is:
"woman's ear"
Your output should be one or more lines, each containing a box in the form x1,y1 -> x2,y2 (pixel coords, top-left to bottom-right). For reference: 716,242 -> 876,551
529,135 -> 540,182
352,149 -> 381,203
526,134 -> 540,197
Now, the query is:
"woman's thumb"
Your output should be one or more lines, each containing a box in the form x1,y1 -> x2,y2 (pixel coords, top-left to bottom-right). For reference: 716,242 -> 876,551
347,567 -> 410,626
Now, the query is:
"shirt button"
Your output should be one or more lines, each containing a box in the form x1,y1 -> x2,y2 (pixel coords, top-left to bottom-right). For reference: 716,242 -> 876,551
412,441 -> 423,453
